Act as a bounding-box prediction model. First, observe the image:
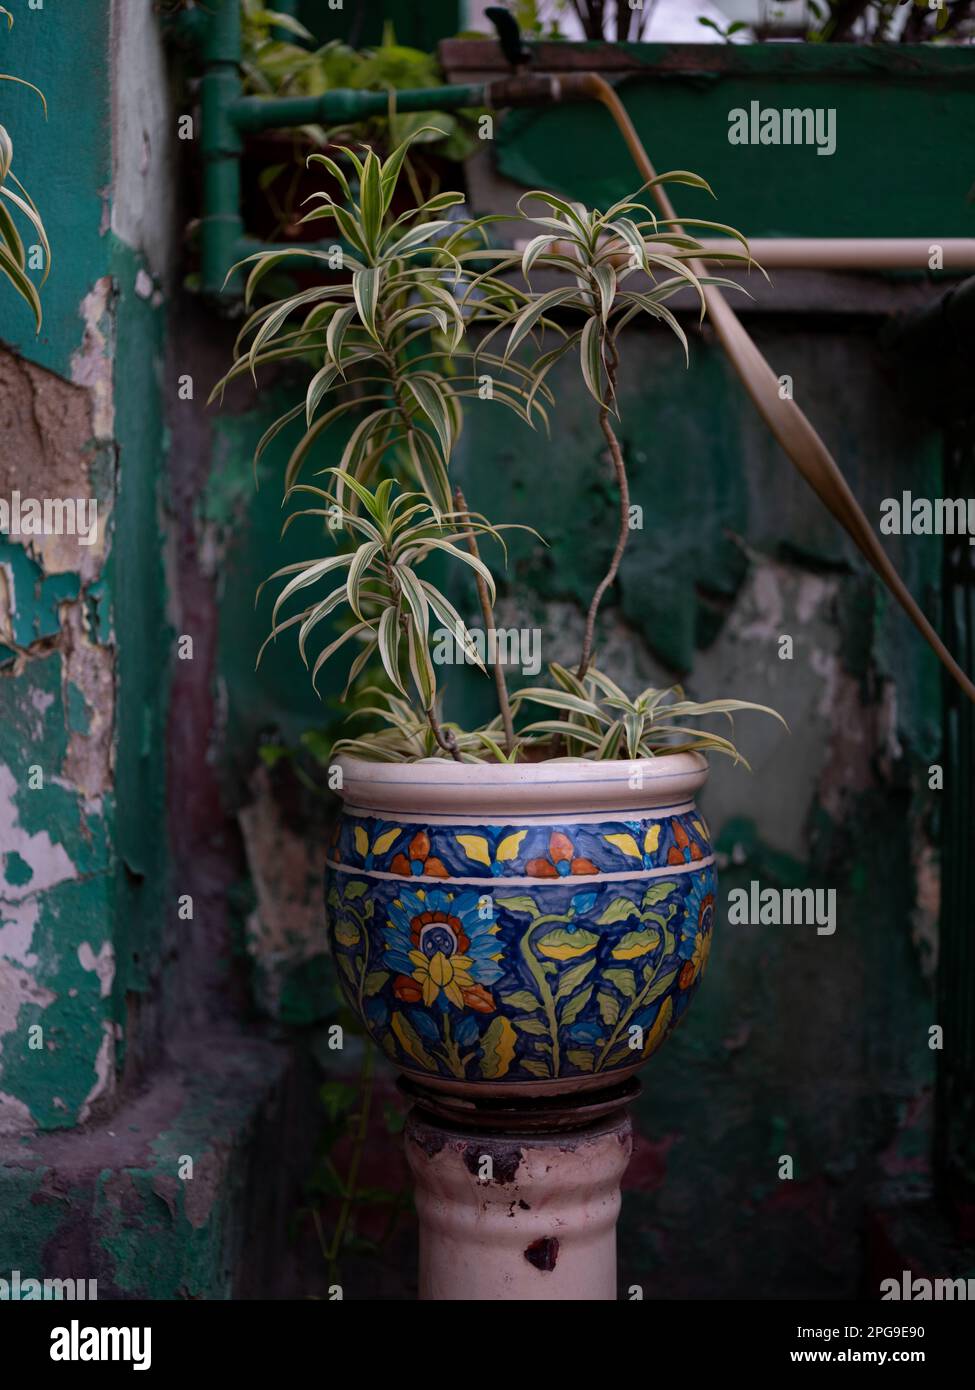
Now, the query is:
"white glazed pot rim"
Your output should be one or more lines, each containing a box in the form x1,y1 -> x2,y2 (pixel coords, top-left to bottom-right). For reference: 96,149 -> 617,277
336,752 -> 709,817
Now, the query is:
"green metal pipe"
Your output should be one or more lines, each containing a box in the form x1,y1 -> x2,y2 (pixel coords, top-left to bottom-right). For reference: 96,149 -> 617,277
200,0 -> 245,297
229,83 -> 487,134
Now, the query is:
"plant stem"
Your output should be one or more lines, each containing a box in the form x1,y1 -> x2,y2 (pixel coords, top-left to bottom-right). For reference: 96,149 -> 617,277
325,1044 -> 375,1286
453,484 -> 516,756
427,708 -> 462,761
577,347 -> 628,680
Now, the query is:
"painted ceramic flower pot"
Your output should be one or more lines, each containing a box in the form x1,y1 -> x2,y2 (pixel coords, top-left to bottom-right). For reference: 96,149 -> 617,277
325,754 -> 716,1099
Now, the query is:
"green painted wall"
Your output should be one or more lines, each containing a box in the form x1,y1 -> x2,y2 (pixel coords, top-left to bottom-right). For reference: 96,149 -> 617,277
0,1 -> 169,1131
498,46 -> 975,238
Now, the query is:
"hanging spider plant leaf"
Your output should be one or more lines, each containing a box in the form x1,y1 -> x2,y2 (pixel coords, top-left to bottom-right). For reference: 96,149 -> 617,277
311,619 -> 374,695
519,720 -> 605,750
307,152 -> 353,202
305,362 -> 341,425
406,617 -> 436,710
394,563 -> 431,642
407,428 -> 452,517
521,232 -> 560,277
516,190 -> 592,238
377,603 -> 407,694
267,552 -> 356,628
359,149 -> 384,254
0,244 -> 41,328
385,219 -> 454,259
405,374 -> 453,465
503,288 -> 579,363
325,303 -> 358,377
591,262 -> 617,324
352,266 -> 383,341
344,540 -> 382,620
409,536 -> 497,604
579,316 -> 606,405
512,687 -> 605,721
605,215 -> 651,274
297,585 -> 351,668
1,180 -> 49,284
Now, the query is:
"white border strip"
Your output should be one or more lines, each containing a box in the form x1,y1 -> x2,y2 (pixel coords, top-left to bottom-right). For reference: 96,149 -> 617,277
325,854 -> 715,888
342,800 -> 697,826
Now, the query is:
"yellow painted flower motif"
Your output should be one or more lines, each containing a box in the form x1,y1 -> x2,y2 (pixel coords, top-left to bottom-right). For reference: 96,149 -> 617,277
642,996 -> 673,1058
611,926 -> 660,960
679,929 -> 712,989
408,947 -> 477,1009
455,830 -> 528,874
353,824 -> 403,867
603,824 -> 661,868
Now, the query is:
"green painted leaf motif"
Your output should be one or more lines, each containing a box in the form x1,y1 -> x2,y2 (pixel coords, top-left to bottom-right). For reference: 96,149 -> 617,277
597,990 -> 620,1026
520,1059 -> 551,1079
480,1016 -> 517,1079
514,1017 -> 549,1036
566,1050 -> 596,1072
391,1011 -> 437,1072
501,990 -> 542,1011
555,957 -> 596,1001
596,896 -> 639,926
560,986 -> 593,1027
644,968 -> 679,1006
343,881 -> 369,901
642,903 -> 676,928
337,954 -> 357,988
602,1045 -> 634,1070
642,880 -> 678,907
363,971 -> 389,997
495,895 -> 541,918
334,920 -> 361,948
611,927 -> 661,960
604,967 -> 637,998
537,927 -> 598,960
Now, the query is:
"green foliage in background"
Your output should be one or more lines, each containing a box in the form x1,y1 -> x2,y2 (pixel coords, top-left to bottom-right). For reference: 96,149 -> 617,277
242,7 -> 478,160
0,5 -> 50,330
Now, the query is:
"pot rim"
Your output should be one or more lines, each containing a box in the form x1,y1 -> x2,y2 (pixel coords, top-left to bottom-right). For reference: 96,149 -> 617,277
335,751 -> 709,817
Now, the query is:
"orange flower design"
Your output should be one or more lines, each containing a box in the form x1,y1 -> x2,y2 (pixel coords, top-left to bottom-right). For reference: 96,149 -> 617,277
390,830 -> 449,878
667,820 -> 704,866
526,831 -> 598,878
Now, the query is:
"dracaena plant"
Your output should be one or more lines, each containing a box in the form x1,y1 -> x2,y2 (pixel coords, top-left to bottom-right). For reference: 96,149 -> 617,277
220,133 -> 781,764
257,469 -> 528,758
0,6 -> 51,330
211,132 -> 547,513
513,664 -> 784,765
469,176 -> 756,680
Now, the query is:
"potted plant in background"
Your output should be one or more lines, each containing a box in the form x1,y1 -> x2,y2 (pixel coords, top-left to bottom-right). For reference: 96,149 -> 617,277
213,133 -> 783,1100
238,7 -> 479,244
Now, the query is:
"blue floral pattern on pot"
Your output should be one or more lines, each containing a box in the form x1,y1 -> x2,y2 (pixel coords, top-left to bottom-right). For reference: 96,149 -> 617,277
325,809 -> 716,1089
